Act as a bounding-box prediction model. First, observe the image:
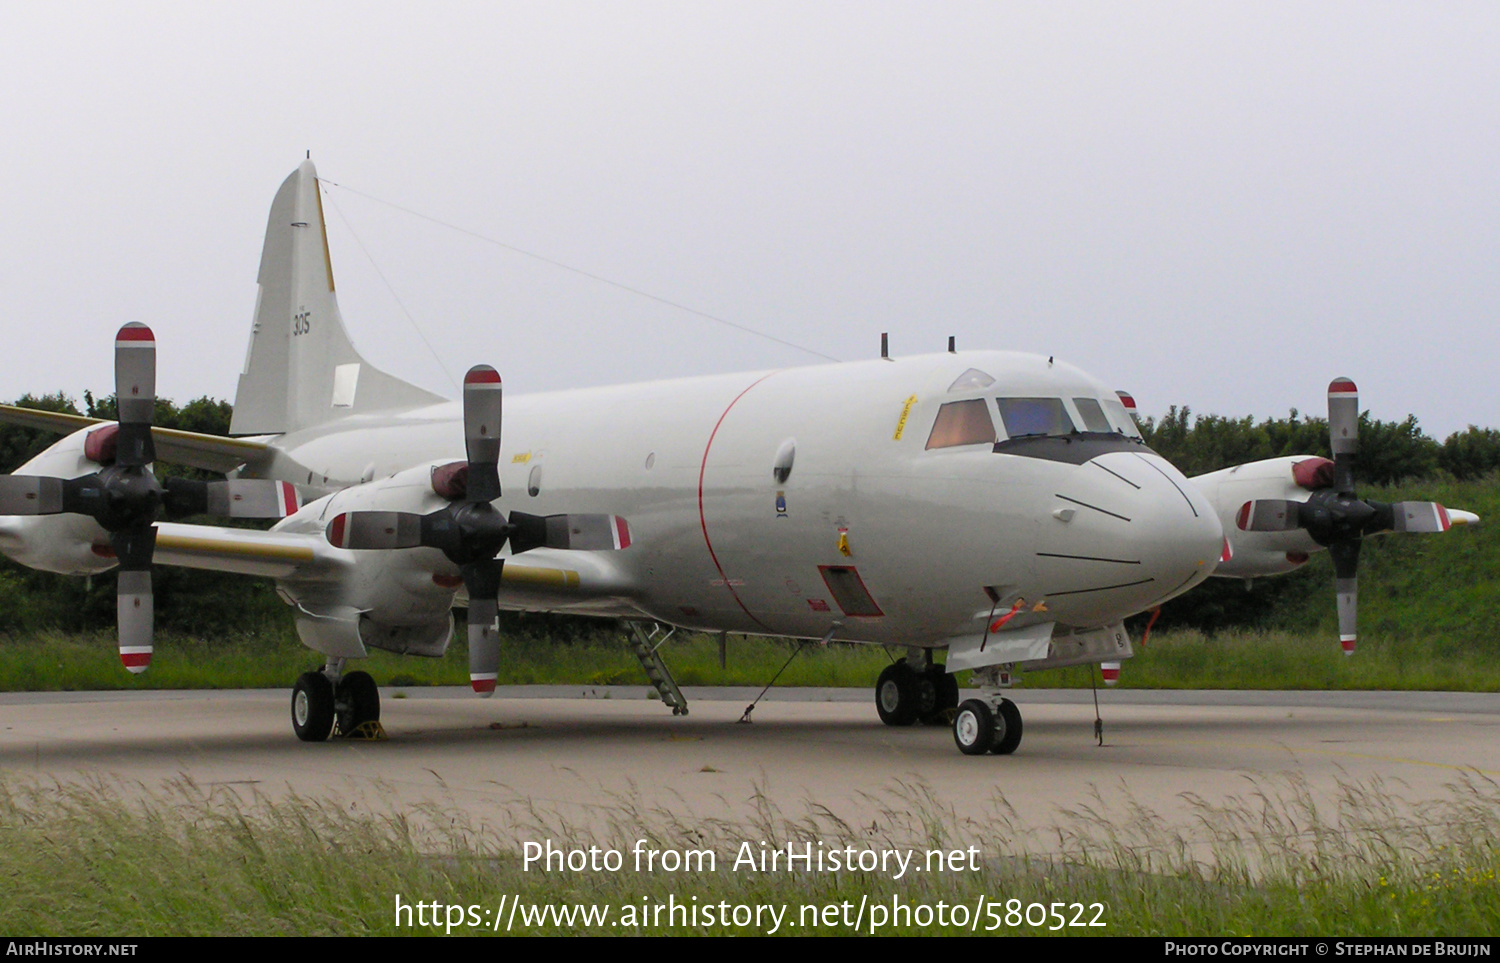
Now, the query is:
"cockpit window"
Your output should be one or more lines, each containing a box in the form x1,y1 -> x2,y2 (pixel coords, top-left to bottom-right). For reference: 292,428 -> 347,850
1102,397 -> 1143,439
995,397 -> 1076,439
1072,397 -> 1113,433
925,399 -> 997,449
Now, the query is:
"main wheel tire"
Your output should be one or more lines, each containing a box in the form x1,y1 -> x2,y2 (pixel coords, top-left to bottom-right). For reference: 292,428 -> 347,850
953,699 -> 996,755
934,669 -> 960,712
292,671 -> 335,743
992,698 -> 1023,755
336,670 -> 380,736
875,661 -> 919,726
920,666 -> 961,725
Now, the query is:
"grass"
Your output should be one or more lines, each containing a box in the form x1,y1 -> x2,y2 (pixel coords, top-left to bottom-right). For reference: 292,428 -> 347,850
0,628 -> 897,692
1,773 -> 1496,935
4,622 -> 1500,694
1029,628 -> 1500,691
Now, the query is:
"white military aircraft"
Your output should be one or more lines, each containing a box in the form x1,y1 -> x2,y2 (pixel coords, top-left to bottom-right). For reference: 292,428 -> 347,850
0,161 -> 1477,755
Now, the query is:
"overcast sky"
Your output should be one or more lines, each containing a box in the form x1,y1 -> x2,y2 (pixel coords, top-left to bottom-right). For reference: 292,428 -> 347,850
1,2 -> 1495,438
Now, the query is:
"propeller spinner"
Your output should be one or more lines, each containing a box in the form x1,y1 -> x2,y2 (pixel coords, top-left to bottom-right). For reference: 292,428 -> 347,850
1237,377 -> 1475,654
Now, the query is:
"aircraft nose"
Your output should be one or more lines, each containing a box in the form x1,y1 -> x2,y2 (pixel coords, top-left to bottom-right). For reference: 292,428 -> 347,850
1117,452 -> 1224,604
1035,450 -> 1223,619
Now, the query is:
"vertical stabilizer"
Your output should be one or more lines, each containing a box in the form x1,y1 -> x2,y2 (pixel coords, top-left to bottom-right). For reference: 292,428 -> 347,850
231,161 -> 445,436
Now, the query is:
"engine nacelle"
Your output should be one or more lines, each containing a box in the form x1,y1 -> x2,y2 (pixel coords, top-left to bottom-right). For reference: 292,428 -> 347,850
1190,456 -> 1326,579
0,428 -> 118,575
272,462 -> 468,658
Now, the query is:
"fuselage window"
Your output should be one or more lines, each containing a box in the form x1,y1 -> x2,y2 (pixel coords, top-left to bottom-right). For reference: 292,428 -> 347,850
995,397 -> 1076,439
1102,398 -> 1144,439
925,399 -> 997,450
1072,397 -> 1113,433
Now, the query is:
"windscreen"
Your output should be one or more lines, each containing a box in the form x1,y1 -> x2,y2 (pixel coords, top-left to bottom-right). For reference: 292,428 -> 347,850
995,398 -> 1076,439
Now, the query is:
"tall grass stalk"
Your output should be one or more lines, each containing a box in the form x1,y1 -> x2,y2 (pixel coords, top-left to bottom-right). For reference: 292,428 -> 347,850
2,773 -> 1496,935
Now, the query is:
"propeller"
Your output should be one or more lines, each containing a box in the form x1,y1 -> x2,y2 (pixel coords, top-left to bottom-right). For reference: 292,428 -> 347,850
0,324 -> 301,673
324,365 -> 631,696
1236,377 -> 1476,655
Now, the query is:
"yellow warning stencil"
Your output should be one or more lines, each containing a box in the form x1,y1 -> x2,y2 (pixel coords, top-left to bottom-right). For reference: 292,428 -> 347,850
893,395 -> 918,440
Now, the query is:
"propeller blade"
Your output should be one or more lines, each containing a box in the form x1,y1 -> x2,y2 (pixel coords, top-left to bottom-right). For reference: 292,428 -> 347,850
1388,501 -> 1452,534
110,526 -> 156,673
462,366 -> 502,503
462,560 -> 503,696
1328,377 -> 1358,493
113,324 -> 157,468
1328,538 -> 1360,656
1236,499 -> 1303,532
508,512 -> 632,553
163,478 -> 301,519
325,512 -> 425,550
0,476 -> 66,515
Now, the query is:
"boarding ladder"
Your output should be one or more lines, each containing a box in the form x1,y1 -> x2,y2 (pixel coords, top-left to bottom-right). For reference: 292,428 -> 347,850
626,621 -> 689,716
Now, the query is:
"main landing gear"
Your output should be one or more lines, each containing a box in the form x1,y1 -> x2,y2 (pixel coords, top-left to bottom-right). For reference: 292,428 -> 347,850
875,652 -> 959,727
292,659 -> 382,742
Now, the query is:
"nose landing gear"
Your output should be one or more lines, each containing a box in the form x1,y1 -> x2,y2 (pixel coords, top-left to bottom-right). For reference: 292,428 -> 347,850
953,695 -> 1022,755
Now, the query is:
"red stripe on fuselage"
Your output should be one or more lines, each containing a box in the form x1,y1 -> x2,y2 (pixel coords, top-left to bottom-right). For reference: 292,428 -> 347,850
697,373 -> 778,631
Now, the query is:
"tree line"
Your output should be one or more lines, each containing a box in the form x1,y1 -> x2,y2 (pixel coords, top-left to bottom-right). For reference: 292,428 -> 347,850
1139,406 -> 1500,483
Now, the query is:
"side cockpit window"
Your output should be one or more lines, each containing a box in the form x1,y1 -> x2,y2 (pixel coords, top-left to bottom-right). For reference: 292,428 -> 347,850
1072,397 -> 1114,433
995,397 -> 1075,439
925,399 -> 997,450
1102,397 -> 1143,439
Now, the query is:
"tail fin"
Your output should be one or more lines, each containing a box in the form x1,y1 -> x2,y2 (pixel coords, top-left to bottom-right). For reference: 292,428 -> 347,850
230,160 -> 445,436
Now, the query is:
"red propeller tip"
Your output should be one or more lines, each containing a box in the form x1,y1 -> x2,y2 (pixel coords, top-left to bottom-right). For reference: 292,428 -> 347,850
115,323 -> 155,343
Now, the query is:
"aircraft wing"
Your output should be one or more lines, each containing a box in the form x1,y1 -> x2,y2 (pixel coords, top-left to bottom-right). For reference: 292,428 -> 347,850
151,429 -> 273,474
148,522 -> 637,604
0,404 -> 273,474
0,405 -> 100,435
150,522 -> 346,579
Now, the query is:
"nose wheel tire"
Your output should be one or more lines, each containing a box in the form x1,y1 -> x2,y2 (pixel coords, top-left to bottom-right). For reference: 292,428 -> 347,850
954,700 -> 995,755
992,698 -> 1023,755
292,671 -> 335,743
953,697 -> 1024,756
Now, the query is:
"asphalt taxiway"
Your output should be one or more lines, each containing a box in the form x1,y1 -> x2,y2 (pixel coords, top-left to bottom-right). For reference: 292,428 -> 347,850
1,686 -> 1495,853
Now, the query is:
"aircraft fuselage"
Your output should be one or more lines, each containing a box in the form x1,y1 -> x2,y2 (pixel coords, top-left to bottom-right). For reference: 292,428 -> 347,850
264,349 -> 1225,648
